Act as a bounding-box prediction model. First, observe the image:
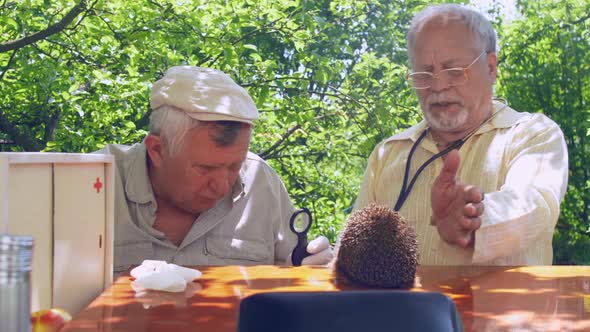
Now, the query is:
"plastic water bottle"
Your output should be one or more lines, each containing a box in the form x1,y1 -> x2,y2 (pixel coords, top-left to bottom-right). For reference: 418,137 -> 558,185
0,234 -> 33,332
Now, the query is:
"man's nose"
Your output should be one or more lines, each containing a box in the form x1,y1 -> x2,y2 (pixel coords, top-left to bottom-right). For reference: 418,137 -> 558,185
209,169 -> 231,196
429,74 -> 450,92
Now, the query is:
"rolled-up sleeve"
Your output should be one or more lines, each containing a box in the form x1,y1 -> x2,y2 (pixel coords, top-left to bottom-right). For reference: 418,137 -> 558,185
474,116 -> 568,264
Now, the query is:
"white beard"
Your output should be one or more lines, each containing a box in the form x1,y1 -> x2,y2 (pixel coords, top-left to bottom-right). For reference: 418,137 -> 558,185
423,106 -> 469,131
419,91 -> 468,131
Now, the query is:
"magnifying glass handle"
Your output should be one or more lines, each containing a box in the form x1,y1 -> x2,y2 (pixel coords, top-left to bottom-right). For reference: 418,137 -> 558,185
291,234 -> 310,266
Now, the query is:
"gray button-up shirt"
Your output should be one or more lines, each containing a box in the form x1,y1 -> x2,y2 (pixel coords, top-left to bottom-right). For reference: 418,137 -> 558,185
100,143 -> 297,275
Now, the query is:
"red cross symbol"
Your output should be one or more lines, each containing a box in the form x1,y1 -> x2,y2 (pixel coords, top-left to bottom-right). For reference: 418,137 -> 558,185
93,177 -> 103,193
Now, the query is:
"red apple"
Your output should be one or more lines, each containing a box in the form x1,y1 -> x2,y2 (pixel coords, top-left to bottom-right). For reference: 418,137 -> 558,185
31,308 -> 72,332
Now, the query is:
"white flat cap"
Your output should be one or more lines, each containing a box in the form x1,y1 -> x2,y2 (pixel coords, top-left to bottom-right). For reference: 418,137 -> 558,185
150,66 -> 259,125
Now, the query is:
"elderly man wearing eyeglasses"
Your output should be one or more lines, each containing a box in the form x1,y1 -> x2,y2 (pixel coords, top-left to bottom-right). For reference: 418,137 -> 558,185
352,4 -> 568,265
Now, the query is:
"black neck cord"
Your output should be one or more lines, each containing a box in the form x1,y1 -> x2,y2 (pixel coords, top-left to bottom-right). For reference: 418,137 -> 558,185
392,99 -> 508,211
393,129 -> 465,211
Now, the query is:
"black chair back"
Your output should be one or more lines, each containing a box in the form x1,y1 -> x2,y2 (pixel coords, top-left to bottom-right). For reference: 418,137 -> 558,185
237,290 -> 464,332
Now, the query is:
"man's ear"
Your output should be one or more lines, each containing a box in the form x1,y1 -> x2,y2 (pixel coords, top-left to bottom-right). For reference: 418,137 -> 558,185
487,52 -> 498,83
145,134 -> 165,168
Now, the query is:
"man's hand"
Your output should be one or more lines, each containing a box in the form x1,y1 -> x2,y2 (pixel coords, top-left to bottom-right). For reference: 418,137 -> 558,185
301,236 -> 333,265
431,149 -> 485,248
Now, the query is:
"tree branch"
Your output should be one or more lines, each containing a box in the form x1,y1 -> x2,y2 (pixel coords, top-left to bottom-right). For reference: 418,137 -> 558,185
0,49 -> 17,80
569,12 -> 590,26
0,109 -> 41,151
43,39 -> 94,65
0,1 -> 87,53
0,1 -> 16,10
259,123 -> 301,159
43,108 -> 62,143
135,108 -> 152,130
499,12 -> 590,65
69,0 -> 99,31
198,12 -> 298,67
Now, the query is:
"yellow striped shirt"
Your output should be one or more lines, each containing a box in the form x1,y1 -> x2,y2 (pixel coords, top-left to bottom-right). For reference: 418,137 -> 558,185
354,100 -> 568,265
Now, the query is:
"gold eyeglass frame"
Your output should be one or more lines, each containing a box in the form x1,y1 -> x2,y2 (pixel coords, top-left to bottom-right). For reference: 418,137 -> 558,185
407,51 -> 488,89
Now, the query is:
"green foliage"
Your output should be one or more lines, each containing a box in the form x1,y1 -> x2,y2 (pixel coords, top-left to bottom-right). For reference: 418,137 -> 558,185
1,0 -> 589,263
497,0 -> 590,264
1,0 -> 431,241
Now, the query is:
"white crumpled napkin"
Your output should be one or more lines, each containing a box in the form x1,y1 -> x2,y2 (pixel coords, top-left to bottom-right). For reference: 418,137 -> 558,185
130,260 -> 202,293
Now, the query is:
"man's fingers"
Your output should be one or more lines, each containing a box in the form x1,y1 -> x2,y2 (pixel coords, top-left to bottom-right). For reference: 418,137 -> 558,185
435,149 -> 461,186
301,247 -> 334,265
464,185 -> 485,203
302,236 -> 333,265
306,235 -> 330,254
456,232 -> 474,248
463,202 -> 484,217
460,216 -> 482,231
456,236 -> 469,248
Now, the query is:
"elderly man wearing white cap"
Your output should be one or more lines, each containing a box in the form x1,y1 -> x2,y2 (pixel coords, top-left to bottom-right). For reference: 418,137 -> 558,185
101,66 -> 333,275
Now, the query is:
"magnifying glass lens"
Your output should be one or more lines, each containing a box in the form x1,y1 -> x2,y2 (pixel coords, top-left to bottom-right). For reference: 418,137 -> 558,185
293,213 -> 310,233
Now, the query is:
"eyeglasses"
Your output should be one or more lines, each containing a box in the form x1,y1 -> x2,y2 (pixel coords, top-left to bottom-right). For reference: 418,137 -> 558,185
407,51 -> 487,89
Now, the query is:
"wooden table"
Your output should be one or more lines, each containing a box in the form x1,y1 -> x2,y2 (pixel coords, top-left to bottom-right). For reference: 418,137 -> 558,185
62,265 -> 590,332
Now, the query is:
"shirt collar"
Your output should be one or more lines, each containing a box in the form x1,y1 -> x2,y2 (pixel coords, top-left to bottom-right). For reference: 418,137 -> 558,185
124,142 -> 155,204
232,171 -> 246,203
486,99 -> 528,129
382,120 -> 428,144
124,142 -> 246,205
383,99 -> 526,144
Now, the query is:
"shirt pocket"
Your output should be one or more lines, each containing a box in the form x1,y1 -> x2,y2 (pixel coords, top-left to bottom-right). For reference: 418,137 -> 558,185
204,236 -> 271,263
114,241 -> 154,275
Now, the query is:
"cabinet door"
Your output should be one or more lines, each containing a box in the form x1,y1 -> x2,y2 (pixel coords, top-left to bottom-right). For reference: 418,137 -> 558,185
53,163 -> 106,315
7,163 -> 53,312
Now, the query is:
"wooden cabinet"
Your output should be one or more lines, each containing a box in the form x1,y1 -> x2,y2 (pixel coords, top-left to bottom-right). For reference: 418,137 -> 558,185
0,153 -> 114,315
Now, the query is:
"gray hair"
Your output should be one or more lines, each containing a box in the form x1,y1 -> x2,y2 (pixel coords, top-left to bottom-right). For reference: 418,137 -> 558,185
149,105 -> 250,156
407,4 -> 498,59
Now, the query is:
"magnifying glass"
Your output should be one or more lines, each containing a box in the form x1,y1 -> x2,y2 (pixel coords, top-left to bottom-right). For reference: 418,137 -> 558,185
290,208 -> 312,266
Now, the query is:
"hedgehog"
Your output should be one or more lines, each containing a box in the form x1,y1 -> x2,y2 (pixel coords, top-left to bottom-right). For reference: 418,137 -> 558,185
334,203 -> 418,289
